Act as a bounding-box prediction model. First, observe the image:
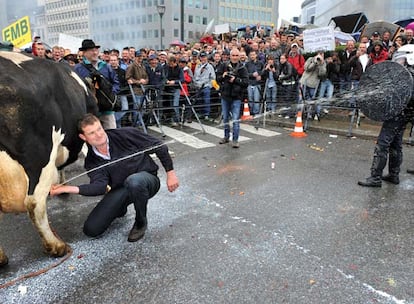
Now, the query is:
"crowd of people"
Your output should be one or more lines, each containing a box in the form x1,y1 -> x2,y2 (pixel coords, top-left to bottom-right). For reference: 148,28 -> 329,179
29,26 -> 414,131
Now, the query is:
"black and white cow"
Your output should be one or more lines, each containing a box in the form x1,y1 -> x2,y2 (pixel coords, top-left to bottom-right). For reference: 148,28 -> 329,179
0,51 -> 98,266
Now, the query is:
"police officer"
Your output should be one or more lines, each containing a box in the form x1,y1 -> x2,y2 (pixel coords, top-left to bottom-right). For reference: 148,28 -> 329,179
358,45 -> 414,187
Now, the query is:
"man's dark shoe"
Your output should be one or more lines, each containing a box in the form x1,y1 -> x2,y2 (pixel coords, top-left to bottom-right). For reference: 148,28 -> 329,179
407,169 -> 414,174
128,220 -> 147,242
219,137 -> 229,144
381,175 -> 400,185
357,176 -> 382,187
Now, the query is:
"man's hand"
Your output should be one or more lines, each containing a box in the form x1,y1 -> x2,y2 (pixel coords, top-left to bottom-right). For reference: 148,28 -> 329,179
166,170 -> 179,193
50,184 -> 79,197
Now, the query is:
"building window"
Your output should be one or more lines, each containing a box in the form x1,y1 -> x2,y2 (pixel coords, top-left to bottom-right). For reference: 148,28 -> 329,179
188,15 -> 193,23
174,29 -> 179,37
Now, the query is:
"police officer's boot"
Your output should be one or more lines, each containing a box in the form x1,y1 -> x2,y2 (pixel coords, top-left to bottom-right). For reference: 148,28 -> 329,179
358,147 -> 386,187
382,148 -> 401,184
358,176 -> 382,187
407,169 -> 414,174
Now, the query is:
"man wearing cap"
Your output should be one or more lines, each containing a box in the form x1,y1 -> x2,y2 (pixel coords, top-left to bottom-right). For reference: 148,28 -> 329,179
101,49 -> 111,63
158,51 -> 168,67
145,54 -> 166,124
193,51 -> 216,120
178,57 -> 194,122
189,50 -> 200,74
75,39 -> 120,129
146,54 -> 166,90
126,50 -> 149,126
367,31 -> 382,53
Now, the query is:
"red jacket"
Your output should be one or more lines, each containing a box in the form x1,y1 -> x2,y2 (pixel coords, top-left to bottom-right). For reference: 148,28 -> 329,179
180,67 -> 193,96
288,53 -> 305,76
370,49 -> 388,64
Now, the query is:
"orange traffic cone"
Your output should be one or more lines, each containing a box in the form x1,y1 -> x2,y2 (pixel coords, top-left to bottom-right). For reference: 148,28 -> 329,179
241,99 -> 252,120
290,111 -> 307,138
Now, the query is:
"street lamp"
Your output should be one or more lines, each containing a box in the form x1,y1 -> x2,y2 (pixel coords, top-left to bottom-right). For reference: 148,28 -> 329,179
157,4 -> 166,50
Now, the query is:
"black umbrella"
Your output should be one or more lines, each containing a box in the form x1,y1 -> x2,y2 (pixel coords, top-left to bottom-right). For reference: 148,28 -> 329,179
360,21 -> 401,41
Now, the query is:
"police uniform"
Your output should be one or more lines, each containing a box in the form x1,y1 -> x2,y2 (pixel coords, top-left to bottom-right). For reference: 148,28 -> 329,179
358,46 -> 414,187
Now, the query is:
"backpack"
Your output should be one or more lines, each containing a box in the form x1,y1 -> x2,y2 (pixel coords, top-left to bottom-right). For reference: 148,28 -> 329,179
83,64 -> 118,111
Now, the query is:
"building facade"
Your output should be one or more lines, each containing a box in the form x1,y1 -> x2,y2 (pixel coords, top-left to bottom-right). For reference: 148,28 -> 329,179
3,0 -> 279,50
302,0 -> 414,28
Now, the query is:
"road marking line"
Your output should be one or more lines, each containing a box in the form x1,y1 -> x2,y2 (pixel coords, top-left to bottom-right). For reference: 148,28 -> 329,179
240,123 -> 281,136
148,126 -> 216,149
186,123 -> 250,142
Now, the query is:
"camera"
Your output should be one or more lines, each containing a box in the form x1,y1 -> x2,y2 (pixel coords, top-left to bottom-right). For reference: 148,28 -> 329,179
224,71 -> 235,79
269,64 -> 274,69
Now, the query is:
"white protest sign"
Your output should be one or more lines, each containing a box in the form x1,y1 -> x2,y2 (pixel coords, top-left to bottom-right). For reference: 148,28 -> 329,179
303,26 -> 335,53
214,24 -> 230,35
58,33 -> 83,53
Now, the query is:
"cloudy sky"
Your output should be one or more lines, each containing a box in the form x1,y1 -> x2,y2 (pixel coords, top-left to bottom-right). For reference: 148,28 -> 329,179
279,0 -> 302,23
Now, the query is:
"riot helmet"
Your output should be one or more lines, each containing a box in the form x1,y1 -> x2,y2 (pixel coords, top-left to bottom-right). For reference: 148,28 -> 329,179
392,44 -> 414,66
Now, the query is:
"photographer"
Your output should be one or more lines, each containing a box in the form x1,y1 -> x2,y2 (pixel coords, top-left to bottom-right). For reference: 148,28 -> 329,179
299,50 -> 327,119
216,48 -> 249,148
261,55 -> 279,113
318,52 -> 341,114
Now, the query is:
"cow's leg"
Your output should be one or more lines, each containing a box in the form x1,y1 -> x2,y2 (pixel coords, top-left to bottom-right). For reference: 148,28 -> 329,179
0,246 -> 8,266
0,151 -> 29,267
26,127 -> 68,257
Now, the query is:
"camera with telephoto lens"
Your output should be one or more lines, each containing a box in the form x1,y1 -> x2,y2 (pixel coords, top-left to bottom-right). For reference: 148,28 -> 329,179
269,64 -> 274,69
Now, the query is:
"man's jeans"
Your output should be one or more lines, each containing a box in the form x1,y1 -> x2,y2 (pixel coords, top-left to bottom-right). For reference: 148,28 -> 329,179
171,88 -> 181,122
131,94 -> 143,126
83,171 -> 160,237
265,85 -> 277,112
318,79 -> 334,114
199,86 -> 211,117
248,84 -> 261,115
221,98 -> 241,142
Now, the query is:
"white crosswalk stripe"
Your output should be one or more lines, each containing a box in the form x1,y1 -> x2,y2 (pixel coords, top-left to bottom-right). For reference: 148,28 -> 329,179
148,122 -> 281,149
185,123 -> 250,142
148,125 -> 215,149
239,123 -> 281,136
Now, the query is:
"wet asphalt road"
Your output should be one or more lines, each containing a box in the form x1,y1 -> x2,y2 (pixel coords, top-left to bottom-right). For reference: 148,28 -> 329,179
0,125 -> 413,304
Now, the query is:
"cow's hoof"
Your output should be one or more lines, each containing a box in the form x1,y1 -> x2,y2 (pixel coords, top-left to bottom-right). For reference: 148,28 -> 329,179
45,241 -> 69,258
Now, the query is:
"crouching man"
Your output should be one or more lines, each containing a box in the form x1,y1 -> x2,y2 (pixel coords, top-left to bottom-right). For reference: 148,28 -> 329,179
50,114 -> 179,241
